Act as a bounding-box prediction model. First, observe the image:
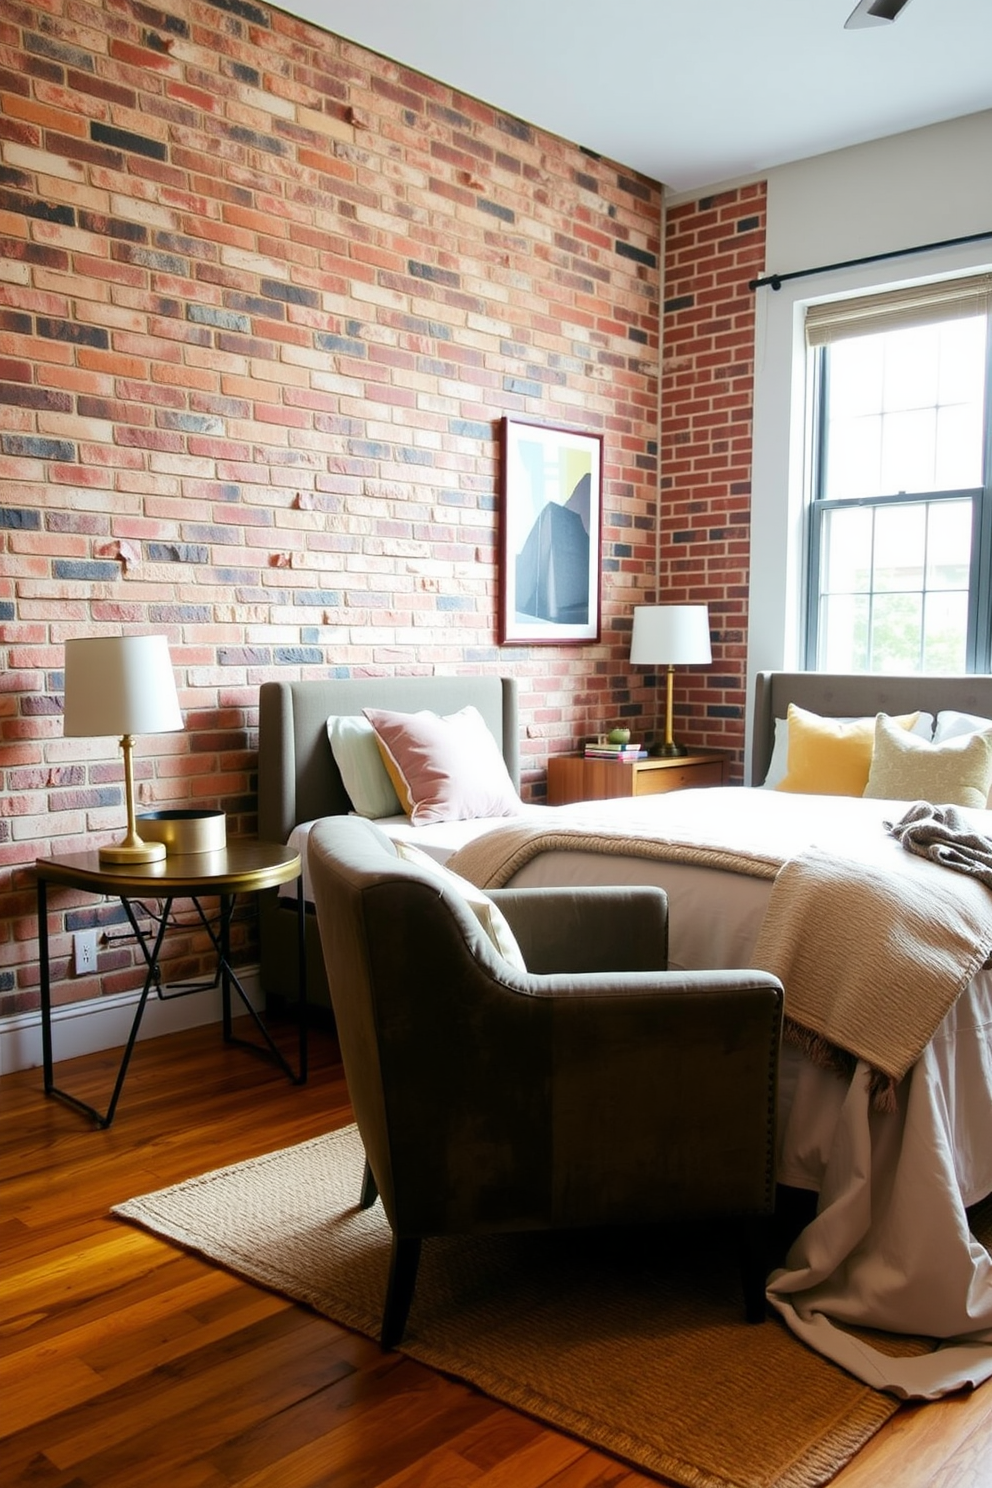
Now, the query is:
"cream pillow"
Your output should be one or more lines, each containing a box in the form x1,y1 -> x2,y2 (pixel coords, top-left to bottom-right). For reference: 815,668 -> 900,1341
775,704 -> 921,797
393,840 -> 527,972
326,715 -> 402,819
864,713 -> 992,809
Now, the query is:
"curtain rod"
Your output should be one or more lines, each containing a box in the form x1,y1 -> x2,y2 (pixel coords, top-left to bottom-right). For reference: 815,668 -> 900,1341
749,228 -> 992,292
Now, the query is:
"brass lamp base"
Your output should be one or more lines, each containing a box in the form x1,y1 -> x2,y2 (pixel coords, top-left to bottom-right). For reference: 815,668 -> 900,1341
99,733 -> 167,867
99,837 -> 166,866
649,740 -> 688,758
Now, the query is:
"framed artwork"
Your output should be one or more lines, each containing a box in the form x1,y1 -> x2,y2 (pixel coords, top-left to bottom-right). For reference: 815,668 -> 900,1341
499,417 -> 603,645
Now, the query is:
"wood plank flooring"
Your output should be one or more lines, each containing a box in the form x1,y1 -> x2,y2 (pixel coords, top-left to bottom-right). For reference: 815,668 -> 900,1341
3,1019 -> 992,1487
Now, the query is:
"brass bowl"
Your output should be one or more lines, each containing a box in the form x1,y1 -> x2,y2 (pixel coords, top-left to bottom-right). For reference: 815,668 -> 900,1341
136,809 -> 227,855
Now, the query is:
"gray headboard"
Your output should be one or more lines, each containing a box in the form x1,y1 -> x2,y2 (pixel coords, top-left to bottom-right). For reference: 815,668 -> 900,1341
258,675 -> 520,845
750,671 -> 992,786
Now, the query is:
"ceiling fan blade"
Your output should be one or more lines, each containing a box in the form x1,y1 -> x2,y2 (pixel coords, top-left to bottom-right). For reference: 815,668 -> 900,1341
845,0 -> 915,28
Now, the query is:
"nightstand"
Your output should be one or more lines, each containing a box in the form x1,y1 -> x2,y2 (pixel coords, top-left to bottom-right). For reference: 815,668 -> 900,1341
547,749 -> 730,805
36,840 -> 307,1127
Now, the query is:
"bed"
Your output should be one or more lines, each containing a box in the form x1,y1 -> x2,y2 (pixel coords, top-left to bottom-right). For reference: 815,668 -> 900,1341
257,670 -> 992,1399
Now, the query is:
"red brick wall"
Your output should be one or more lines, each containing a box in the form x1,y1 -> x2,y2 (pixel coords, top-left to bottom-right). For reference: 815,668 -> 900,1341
661,184 -> 767,777
0,0 -> 665,1014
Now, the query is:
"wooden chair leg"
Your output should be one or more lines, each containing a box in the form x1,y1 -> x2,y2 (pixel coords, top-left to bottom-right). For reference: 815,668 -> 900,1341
740,1214 -> 770,1324
359,1158 -> 378,1209
380,1233 -> 421,1351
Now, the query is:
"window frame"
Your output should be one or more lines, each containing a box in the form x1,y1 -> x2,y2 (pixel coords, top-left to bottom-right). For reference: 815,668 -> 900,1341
803,308 -> 992,675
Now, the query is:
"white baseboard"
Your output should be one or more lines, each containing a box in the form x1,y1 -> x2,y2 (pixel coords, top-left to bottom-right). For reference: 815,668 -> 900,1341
0,965 -> 263,1076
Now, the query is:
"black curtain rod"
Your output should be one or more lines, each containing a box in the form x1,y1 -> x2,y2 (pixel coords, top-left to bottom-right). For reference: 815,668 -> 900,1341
749,229 -> 992,292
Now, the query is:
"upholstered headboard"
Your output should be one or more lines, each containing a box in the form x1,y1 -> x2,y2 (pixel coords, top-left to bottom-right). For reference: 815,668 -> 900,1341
258,674 -> 520,846
750,671 -> 992,786
257,675 -> 520,1014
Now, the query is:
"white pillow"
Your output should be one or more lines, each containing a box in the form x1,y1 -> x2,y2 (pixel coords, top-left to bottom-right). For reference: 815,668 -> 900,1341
933,710 -> 992,744
759,710 -> 933,790
393,840 -> 527,972
760,718 -> 790,788
326,715 -> 402,819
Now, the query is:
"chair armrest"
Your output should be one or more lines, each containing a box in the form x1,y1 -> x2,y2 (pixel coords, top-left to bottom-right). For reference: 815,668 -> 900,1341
532,965 -> 783,1004
488,885 -> 667,974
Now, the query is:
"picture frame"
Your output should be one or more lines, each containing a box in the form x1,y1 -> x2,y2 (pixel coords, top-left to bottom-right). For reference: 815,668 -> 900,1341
499,417 -> 603,645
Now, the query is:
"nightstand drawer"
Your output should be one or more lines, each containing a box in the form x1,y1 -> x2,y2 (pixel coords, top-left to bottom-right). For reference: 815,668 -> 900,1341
632,760 -> 726,795
547,751 -> 729,805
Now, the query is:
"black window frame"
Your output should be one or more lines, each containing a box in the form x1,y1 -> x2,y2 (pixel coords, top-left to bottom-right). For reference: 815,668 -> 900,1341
804,317 -> 992,674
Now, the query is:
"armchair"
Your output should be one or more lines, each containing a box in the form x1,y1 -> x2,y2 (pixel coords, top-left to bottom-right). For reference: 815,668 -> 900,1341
307,815 -> 783,1348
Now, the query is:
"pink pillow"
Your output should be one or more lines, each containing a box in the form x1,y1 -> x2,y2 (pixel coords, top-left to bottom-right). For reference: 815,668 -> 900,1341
362,705 -> 521,826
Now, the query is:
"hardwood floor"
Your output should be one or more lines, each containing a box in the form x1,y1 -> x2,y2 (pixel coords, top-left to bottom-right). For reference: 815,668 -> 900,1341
3,1020 -> 992,1488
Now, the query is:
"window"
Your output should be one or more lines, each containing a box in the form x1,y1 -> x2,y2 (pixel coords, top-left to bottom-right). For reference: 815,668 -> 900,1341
805,275 -> 992,674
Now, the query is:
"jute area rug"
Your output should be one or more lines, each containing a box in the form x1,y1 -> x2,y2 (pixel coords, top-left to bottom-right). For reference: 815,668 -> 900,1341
114,1124 -> 928,1488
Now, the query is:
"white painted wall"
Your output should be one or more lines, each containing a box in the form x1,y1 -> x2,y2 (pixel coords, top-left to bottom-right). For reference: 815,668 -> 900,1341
748,109 -> 992,770
1,968 -> 264,1077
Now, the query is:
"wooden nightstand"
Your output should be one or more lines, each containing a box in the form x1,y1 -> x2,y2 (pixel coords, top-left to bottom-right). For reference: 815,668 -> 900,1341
547,749 -> 730,805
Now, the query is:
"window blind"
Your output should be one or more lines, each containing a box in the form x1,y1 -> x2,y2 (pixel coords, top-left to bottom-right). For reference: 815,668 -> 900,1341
805,271 -> 992,346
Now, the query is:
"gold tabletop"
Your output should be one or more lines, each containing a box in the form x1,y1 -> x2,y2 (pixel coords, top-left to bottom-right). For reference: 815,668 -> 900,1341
36,839 -> 301,897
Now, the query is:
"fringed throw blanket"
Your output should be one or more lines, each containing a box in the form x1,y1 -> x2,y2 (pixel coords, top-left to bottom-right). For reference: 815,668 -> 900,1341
752,843 -> 992,1108
449,791 -> 992,1103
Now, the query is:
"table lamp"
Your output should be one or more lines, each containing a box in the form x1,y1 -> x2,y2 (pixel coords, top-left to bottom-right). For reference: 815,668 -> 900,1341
63,635 -> 184,866
629,604 -> 712,757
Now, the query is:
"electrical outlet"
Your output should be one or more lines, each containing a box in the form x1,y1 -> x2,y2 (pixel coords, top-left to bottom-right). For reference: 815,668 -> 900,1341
73,930 -> 98,975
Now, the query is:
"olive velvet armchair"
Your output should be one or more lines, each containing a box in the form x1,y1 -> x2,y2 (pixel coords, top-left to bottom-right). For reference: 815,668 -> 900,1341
308,815 -> 784,1348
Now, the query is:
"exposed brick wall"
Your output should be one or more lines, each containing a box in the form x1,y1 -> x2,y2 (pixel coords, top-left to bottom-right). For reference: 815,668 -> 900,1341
660,184 -> 767,779
0,0 -> 665,1015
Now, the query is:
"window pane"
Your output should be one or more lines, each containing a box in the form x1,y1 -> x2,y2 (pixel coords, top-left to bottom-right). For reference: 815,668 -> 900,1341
883,324 -> 939,411
823,416 -> 881,500
926,500 -> 971,590
937,316 -> 988,405
935,402 -> 984,489
821,313 -> 986,502
819,506 -> 872,594
873,503 -> 925,593
869,592 -> 923,673
818,593 -> 869,671
923,591 -> 968,671
828,336 -> 884,417
879,408 -> 937,494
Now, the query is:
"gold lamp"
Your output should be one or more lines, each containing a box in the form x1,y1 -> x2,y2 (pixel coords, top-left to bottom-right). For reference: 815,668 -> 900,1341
63,635 -> 184,866
630,604 -> 712,757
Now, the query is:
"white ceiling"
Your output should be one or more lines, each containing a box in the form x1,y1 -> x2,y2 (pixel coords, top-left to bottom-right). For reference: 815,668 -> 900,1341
284,0 -> 992,192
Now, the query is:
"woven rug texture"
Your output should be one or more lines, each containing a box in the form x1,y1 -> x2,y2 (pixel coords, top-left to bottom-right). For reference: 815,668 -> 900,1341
114,1123 -> 922,1488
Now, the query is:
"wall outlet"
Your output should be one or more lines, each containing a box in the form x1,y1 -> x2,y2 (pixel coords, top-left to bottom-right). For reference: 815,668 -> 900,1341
73,929 -> 98,975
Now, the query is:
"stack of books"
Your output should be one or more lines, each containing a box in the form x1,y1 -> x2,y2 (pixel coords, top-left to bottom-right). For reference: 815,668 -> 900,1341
584,739 -> 648,761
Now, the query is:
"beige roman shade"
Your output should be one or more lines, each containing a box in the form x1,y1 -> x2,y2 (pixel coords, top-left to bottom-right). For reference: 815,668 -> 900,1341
805,270 -> 992,346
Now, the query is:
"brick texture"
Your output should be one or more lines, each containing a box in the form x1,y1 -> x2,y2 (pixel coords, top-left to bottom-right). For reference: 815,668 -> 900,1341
660,186 -> 767,777
0,0 -> 683,1015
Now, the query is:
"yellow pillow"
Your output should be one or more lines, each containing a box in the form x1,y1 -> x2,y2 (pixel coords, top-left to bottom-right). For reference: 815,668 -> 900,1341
864,713 -> 992,809
775,705 -> 920,797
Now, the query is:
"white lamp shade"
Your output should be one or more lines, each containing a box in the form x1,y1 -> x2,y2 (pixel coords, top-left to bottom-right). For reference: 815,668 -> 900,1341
629,605 -> 712,666
63,635 -> 184,738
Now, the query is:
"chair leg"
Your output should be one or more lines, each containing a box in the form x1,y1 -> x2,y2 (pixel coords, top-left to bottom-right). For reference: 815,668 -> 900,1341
380,1233 -> 421,1351
740,1214 -> 770,1324
359,1158 -> 378,1209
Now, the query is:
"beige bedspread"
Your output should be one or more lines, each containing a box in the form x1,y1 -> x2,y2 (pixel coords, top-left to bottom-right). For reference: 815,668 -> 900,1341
449,790 -> 992,1092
